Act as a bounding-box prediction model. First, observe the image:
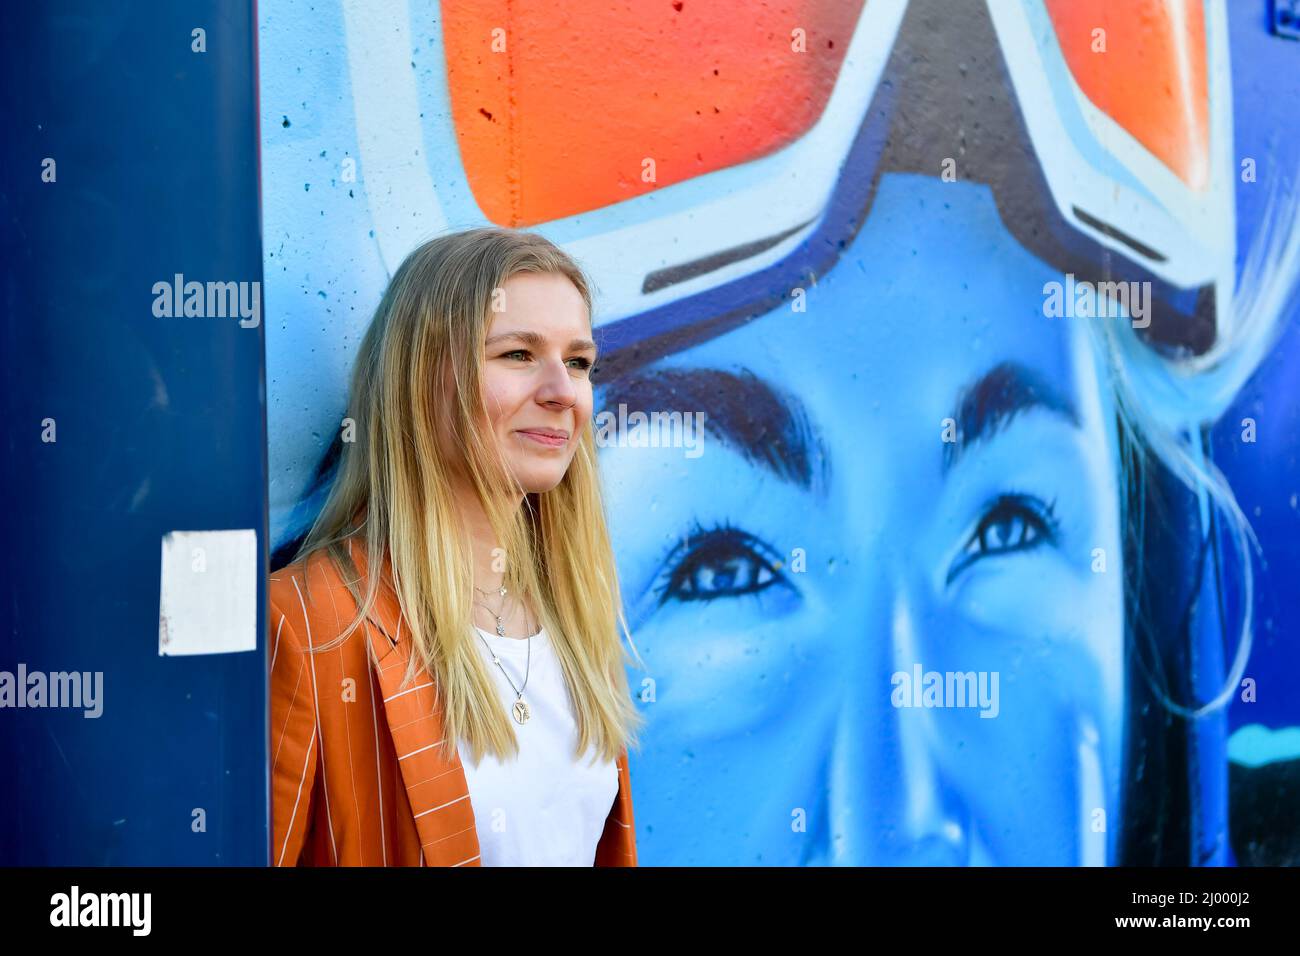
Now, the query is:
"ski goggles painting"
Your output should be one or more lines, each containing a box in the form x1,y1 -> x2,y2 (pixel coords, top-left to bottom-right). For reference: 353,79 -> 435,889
261,0 -> 1300,865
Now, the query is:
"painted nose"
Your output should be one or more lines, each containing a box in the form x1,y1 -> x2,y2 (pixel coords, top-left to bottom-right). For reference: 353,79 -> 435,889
826,582 -> 973,866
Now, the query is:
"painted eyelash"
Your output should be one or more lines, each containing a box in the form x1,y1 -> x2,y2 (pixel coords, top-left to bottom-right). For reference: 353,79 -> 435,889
996,491 -> 1060,536
651,518 -> 784,604
659,517 -> 747,564
967,494 -> 1055,554
970,492 -> 1061,544
946,491 -> 1060,586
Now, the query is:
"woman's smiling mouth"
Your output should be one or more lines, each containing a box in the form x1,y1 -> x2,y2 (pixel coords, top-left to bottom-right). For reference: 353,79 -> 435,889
516,428 -> 569,447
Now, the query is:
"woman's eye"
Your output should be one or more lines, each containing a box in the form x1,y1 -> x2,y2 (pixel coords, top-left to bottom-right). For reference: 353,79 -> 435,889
499,350 -> 592,371
655,522 -> 788,605
949,494 -> 1058,583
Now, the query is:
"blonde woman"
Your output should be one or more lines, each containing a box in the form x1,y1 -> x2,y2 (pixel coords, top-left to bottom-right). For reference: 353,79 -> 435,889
269,227 -> 645,866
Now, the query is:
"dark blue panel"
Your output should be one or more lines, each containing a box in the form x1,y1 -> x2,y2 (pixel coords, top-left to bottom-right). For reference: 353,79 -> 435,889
1,1 -> 268,864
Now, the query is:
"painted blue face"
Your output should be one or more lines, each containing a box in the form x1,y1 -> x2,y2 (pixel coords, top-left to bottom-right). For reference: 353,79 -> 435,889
597,172 -> 1127,865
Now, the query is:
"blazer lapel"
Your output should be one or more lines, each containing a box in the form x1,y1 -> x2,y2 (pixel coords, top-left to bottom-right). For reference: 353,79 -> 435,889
355,544 -> 482,867
370,631 -> 483,866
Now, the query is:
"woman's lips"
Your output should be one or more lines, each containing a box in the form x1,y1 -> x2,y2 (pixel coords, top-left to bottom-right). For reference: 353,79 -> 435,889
517,429 -> 567,447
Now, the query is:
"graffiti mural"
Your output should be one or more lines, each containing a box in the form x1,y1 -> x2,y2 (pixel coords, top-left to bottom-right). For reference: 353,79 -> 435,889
261,0 -> 1300,865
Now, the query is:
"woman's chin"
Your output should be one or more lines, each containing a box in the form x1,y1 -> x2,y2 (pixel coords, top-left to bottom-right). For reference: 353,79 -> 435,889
511,467 -> 568,495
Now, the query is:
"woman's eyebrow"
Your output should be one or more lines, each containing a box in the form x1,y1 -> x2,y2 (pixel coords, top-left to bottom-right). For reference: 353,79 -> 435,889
943,360 -> 1081,474
484,330 -> 597,352
595,365 -> 829,497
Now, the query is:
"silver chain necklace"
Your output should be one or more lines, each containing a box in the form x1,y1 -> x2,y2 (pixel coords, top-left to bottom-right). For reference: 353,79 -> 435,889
471,583 -> 533,725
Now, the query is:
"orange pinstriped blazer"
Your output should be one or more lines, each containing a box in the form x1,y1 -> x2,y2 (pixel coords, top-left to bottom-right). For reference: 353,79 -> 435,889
269,541 -> 637,866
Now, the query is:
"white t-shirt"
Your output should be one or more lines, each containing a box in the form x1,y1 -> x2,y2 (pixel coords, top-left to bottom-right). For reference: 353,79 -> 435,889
456,625 -> 618,866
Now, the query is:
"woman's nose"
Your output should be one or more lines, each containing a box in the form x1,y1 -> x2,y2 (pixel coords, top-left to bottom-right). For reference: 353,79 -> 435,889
535,356 -> 578,407
827,584 -> 973,866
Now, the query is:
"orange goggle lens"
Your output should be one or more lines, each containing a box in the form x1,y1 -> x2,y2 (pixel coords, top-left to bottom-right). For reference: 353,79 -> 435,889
1044,0 -> 1210,191
443,0 -> 866,226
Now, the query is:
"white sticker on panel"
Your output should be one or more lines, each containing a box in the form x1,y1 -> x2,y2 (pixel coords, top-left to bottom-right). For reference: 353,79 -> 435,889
159,529 -> 258,656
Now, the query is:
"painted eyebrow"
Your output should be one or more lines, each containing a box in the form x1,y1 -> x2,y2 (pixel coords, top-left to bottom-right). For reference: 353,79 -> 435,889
484,330 -> 597,353
943,360 -> 1081,474
595,366 -> 829,496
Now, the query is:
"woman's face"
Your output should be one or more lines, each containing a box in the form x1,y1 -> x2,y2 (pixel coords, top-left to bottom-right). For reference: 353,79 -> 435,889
599,173 -> 1127,865
478,271 -> 596,494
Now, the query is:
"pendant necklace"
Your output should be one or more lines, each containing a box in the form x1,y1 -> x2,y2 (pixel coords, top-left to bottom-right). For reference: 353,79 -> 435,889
472,583 -> 533,725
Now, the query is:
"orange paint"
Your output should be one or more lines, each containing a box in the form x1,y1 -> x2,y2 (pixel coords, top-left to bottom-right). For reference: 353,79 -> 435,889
1044,0 -> 1209,191
442,0 -> 865,226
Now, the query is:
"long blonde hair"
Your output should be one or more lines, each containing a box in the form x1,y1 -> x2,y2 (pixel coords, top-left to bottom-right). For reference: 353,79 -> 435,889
286,226 -> 645,764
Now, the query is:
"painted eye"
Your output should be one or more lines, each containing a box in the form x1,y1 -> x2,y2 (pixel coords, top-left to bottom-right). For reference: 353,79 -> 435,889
948,494 -> 1058,584
656,521 -> 788,605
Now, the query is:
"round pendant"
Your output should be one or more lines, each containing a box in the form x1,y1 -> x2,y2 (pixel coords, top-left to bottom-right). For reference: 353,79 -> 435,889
512,698 -> 531,724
